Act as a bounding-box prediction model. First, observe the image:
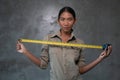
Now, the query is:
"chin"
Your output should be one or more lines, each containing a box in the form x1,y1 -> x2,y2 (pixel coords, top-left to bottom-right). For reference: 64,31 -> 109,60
64,30 -> 71,33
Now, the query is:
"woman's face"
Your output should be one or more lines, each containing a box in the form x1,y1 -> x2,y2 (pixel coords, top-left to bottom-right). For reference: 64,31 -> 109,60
58,11 -> 76,33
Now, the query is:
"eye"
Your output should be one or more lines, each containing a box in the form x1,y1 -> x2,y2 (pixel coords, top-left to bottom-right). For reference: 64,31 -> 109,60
67,18 -> 73,21
60,18 -> 65,21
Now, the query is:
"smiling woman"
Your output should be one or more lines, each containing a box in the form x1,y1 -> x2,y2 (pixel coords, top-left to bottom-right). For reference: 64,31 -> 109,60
16,6 -> 112,80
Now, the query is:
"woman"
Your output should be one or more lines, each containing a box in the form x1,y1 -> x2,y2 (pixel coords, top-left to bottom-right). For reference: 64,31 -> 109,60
16,6 -> 112,80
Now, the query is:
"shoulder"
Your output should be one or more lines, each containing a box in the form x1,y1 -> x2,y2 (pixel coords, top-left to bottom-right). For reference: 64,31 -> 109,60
43,32 -> 56,41
75,37 -> 84,44
74,38 -> 85,50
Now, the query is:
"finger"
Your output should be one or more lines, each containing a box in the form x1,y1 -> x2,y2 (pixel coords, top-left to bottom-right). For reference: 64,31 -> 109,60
106,46 -> 112,56
101,52 -> 105,57
104,45 -> 110,52
108,46 -> 112,52
17,39 -> 21,43
102,48 -> 109,57
17,39 -> 22,44
109,46 -> 112,51
16,44 -> 21,50
104,48 -> 108,54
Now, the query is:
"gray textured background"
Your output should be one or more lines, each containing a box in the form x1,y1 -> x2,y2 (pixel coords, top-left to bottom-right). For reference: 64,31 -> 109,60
0,0 -> 120,80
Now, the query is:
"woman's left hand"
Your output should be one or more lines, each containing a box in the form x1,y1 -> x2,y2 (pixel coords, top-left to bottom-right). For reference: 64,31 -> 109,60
99,46 -> 112,59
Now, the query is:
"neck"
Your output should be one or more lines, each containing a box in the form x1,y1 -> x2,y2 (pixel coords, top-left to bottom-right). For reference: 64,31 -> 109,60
60,29 -> 72,42
60,29 -> 72,37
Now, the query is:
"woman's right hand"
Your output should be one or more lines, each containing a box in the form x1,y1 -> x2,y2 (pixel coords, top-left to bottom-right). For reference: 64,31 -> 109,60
16,41 -> 28,54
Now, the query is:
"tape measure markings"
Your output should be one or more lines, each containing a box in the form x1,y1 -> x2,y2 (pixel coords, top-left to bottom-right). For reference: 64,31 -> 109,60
20,39 -> 103,49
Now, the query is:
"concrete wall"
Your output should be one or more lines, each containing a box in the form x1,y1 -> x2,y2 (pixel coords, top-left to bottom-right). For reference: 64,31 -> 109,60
0,0 -> 120,80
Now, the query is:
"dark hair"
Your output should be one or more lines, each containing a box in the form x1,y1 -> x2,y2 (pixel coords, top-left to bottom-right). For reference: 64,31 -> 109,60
58,6 -> 76,20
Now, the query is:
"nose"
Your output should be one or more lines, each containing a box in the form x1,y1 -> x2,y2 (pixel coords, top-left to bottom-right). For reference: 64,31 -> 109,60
63,20 -> 69,26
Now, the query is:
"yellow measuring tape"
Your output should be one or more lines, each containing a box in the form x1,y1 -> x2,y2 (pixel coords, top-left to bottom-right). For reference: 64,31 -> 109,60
19,39 -> 105,49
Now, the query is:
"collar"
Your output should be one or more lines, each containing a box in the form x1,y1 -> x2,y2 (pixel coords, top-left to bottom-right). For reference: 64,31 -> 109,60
50,29 -> 76,41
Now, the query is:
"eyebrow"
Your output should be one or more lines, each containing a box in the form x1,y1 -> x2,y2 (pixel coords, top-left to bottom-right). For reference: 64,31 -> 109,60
59,17 -> 73,19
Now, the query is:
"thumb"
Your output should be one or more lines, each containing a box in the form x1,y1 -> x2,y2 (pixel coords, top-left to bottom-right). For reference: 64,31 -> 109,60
17,39 -> 22,43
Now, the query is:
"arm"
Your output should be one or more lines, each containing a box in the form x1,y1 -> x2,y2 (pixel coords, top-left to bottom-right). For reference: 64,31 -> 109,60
16,41 -> 41,66
80,46 -> 112,74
